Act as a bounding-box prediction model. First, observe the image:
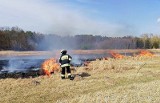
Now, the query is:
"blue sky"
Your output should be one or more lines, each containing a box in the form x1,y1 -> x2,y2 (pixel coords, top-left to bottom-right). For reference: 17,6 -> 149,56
0,0 -> 160,37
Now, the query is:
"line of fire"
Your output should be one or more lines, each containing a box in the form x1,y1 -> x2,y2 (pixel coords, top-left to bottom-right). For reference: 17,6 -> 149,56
0,50 -> 154,79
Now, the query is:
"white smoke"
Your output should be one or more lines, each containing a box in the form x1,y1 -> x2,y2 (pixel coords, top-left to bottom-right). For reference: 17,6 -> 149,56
1,57 -> 47,73
71,55 -> 83,66
0,0 -> 135,36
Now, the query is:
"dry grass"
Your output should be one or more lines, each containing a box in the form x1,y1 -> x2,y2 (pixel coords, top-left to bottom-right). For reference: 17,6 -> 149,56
0,49 -> 160,56
0,51 -> 53,56
0,55 -> 160,103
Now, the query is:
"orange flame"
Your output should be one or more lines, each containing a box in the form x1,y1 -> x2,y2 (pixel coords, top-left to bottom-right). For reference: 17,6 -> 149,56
138,50 -> 154,57
41,58 -> 60,77
110,52 -> 124,59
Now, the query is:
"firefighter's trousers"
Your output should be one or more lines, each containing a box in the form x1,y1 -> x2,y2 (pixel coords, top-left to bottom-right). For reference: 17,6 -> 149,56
61,66 -> 71,79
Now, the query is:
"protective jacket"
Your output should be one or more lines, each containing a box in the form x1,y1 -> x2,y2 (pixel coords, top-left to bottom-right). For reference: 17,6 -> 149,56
59,54 -> 72,67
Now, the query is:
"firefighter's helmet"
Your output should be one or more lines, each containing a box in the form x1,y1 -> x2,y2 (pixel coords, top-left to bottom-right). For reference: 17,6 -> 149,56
61,49 -> 67,54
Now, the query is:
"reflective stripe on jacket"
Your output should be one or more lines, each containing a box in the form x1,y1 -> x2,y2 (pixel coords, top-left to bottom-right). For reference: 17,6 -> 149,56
59,54 -> 72,67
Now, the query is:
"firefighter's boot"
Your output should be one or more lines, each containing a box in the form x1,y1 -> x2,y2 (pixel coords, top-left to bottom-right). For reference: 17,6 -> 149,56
68,74 -> 74,80
61,74 -> 65,79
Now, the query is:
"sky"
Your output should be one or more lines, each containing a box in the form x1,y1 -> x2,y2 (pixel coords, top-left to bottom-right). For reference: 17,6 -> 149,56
0,0 -> 160,37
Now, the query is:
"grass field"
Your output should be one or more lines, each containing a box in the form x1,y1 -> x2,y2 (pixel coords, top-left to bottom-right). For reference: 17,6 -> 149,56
0,51 -> 160,103
0,49 -> 160,56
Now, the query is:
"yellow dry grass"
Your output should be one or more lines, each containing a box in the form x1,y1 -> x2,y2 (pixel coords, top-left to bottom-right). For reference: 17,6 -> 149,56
0,49 -> 160,56
0,55 -> 160,103
0,50 -> 52,56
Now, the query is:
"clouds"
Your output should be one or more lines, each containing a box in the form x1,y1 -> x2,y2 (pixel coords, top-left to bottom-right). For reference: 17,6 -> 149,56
0,0 -> 136,36
157,18 -> 160,23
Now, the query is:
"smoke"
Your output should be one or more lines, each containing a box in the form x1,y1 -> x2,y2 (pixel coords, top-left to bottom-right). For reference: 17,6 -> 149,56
0,0 -> 136,36
36,35 -> 76,51
71,55 -> 83,66
1,56 -> 48,73
0,0 -> 138,72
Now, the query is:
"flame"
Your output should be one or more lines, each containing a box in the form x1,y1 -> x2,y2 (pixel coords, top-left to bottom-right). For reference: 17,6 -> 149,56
138,50 -> 154,57
41,58 -> 60,77
110,51 -> 124,59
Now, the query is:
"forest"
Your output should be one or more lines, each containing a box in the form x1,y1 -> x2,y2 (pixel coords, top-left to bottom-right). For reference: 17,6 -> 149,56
0,27 -> 160,51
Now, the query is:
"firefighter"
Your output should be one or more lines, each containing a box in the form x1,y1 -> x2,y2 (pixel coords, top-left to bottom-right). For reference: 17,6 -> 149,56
59,49 -> 74,80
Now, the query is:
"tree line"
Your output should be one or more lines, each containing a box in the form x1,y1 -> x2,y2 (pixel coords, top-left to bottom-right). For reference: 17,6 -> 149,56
0,27 -> 160,51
